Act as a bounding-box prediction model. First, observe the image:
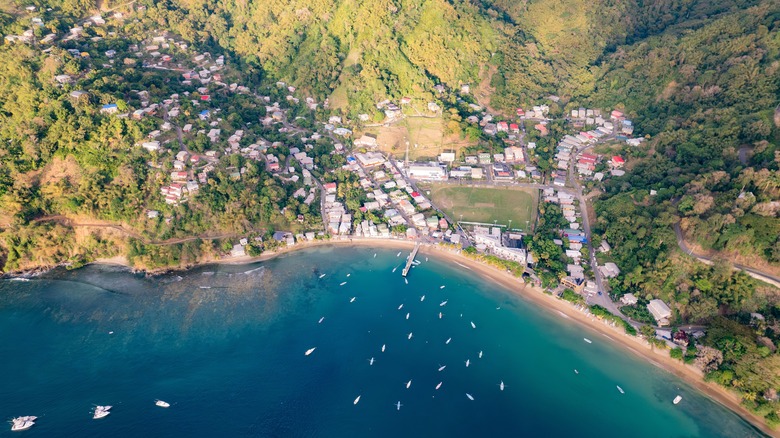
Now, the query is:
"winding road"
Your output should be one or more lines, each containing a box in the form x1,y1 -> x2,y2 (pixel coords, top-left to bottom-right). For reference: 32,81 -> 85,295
673,223 -> 780,288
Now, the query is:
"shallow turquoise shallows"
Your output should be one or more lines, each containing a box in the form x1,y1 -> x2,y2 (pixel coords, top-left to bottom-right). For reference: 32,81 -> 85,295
0,247 -> 764,437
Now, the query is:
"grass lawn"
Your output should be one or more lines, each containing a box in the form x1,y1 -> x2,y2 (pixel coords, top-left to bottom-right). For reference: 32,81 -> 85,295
428,185 -> 538,231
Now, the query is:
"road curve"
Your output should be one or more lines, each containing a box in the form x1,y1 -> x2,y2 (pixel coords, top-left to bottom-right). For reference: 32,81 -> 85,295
673,223 -> 780,288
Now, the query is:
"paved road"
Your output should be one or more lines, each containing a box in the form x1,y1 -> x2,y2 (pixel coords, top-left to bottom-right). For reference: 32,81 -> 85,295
564,143 -> 622,315
674,223 -> 780,288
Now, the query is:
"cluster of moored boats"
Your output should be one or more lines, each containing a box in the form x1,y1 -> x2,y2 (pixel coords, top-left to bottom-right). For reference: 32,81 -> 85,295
309,257 -> 687,411
9,400 -> 170,431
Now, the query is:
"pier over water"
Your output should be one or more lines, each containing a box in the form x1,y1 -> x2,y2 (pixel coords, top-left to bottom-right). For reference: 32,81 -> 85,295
402,242 -> 420,277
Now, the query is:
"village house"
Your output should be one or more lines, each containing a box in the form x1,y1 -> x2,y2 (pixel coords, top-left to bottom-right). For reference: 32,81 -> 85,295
647,299 -> 672,326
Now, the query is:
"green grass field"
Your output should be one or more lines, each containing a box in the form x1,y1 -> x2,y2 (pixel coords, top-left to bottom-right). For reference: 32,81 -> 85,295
428,185 -> 538,231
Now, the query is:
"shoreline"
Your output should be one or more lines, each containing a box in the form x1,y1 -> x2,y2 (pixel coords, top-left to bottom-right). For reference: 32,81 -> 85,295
15,239 -> 778,436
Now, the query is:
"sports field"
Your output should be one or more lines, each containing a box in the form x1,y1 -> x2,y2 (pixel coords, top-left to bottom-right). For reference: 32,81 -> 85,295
428,185 -> 538,231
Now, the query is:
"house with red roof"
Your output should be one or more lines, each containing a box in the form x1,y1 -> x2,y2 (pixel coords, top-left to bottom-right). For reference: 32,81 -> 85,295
497,121 -> 509,132
611,155 -> 625,168
509,123 -> 519,133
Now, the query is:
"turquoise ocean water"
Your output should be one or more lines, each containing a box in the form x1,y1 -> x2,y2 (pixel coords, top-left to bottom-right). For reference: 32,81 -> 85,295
0,246 -> 764,437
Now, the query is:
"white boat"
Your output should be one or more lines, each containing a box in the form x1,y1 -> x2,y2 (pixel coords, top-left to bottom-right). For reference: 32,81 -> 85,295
108,331 -> 114,335
406,380 -> 412,389
397,252 -> 402,257
445,338 -> 451,344
408,332 -> 413,340
199,286 -> 211,289
466,393 -> 474,401
346,273 -> 351,277
439,312 -> 442,319
420,295 -> 425,302
93,405 -> 111,419
405,313 -> 410,320
574,369 -> 579,374
382,344 -> 386,352
10,278 -> 30,282
440,300 -> 448,307
438,365 -> 446,371
319,317 -> 325,323
478,351 -> 483,359
340,282 -> 347,286
465,359 -> 470,367
470,321 -> 476,329
398,304 -> 404,310
354,395 -> 361,405
369,357 -> 375,365
10,417 -> 36,432
583,338 -> 592,344
500,381 -> 505,391
616,386 -> 625,394
392,267 -> 397,273
673,395 -> 682,405
425,257 -> 429,261
319,274 -> 326,278
435,382 -> 442,390
155,400 -> 170,408
374,253 -> 377,258
395,401 -> 402,410
350,297 -> 356,302
404,278 -> 408,285
440,285 -> 445,289
305,347 -> 316,356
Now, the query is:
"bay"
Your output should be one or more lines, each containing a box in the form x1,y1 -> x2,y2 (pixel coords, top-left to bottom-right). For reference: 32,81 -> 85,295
0,247 -> 763,437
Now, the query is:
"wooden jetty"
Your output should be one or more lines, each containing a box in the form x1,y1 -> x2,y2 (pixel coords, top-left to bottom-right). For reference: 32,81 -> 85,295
402,242 -> 420,277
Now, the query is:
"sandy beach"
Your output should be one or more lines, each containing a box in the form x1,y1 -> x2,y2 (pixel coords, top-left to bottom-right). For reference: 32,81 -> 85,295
90,239 -> 775,436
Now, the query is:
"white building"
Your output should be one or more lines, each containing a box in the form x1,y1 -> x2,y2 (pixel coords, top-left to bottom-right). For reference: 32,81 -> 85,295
647,299 -> 672,326
406,163 -> 448,181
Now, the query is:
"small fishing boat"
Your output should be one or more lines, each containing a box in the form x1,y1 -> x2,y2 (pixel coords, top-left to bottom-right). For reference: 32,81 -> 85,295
478,351 -> 483,359
404,278 -> 408,285
673,395 -> 682,405
350,297 -> 356,302
93,406 -> 111,419
398,304 -> 404,310
440,285 -> 445,289
374,253 -> 377,258
445,338 -> 451,344
470,321 -> 476,329
395,401 -> 402,410
346,273 -> 351,277
440,300 -> 448,307
319,317 -> 325,323
465,359 -> 470,367
382,344 -> 386,352
574,369 -> 579,374
319,274 -> 326,278
406,313 -> 410,320
406,380 -> 412,389
435,382 -> 442,390
369,357 -> 375,365
340,281 -> 347,286
466,393 -> 474,401
397,252 -> 402,257
617,386 -> 625,394
439,312 -> 442,319
392,267 -> 397,273
155,400 -> 170,408
354,396 -> 361,405
500,381 -> 505,391
438,365 -> 446,371
583,338 -> 592,344
305,347 -> 316,356
420,295 -> 425,302
408,332 -> 413,340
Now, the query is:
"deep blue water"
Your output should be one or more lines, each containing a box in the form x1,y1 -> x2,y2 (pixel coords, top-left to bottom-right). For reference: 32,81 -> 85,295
0,246 -> 764,437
